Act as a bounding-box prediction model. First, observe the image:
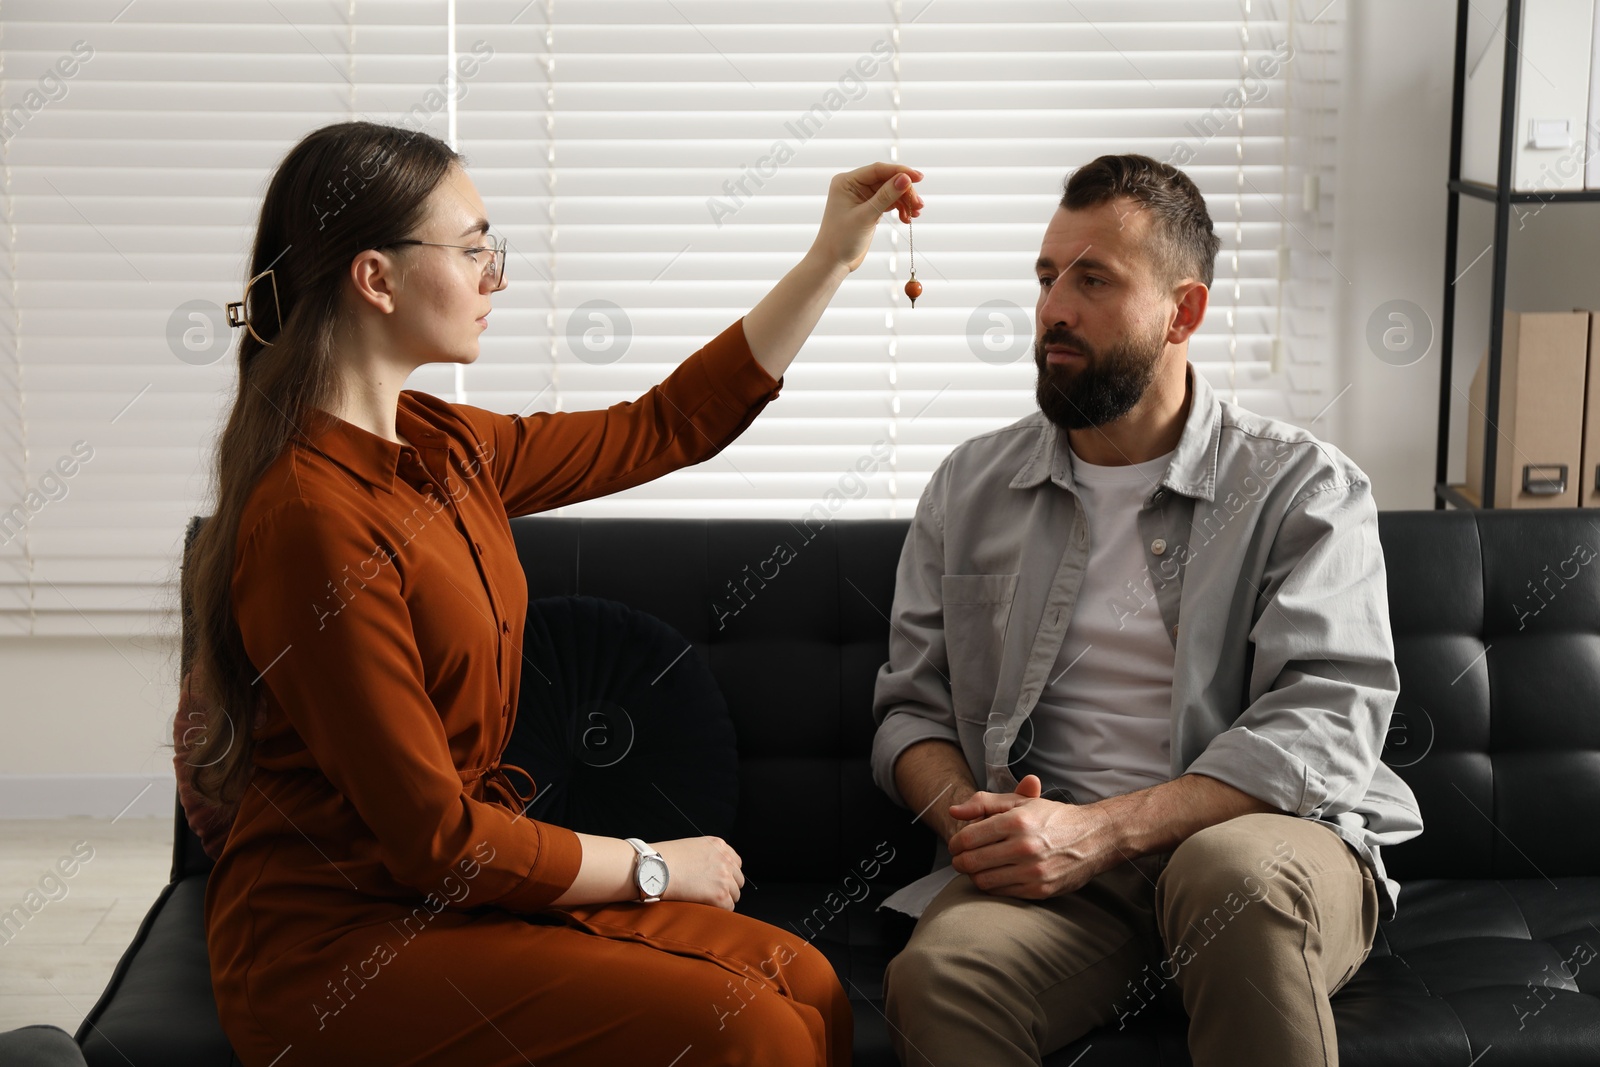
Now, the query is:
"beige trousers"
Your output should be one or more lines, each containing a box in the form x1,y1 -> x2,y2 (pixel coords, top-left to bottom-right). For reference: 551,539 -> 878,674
883,812 -> 1380,1067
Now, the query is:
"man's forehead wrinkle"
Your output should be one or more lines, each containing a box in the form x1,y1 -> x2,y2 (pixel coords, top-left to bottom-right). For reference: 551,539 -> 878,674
1041,240 -> 1125,279
1040,196 -> 1165,281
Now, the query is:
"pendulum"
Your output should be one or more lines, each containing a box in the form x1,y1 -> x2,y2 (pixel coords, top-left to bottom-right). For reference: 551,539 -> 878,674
904,215 -> 922,308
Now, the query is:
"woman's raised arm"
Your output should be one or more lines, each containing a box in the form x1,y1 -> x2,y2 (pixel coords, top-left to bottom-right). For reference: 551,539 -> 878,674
742,162 -> 923,382
448,162 -> 924,519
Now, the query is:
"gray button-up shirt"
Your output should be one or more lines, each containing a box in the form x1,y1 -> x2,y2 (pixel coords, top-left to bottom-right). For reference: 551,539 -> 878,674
870,362 -> 1424,921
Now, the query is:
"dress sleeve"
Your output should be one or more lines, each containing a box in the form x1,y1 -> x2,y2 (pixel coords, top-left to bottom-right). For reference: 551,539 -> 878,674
231,498 -> 584,910
453,315 -> 783,517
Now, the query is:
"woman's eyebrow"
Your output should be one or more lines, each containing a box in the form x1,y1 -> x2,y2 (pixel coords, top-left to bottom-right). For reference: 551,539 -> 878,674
459,218 -> 490,238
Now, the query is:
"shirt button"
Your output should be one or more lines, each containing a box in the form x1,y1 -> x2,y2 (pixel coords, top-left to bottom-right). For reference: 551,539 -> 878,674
1172,624 -> 1179,639
1151,538 -> 1167,555
473,541 -> 483,553
501,620 -> 510,634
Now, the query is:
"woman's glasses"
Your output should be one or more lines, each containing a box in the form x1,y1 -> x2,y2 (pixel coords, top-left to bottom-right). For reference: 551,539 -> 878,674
374,232 -> 507,290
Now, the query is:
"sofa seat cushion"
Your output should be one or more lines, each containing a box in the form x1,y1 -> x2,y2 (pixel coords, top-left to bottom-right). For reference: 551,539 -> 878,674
1328,876 -> 1600,1065
76,876 -> 233,1067
0,1025 -> 88,1067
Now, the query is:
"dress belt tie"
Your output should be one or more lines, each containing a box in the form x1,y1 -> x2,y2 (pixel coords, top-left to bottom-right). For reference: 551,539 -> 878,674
469,759 -> 538,813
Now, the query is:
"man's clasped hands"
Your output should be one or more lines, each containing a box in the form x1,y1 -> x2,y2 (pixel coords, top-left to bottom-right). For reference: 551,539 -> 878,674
945,774 -> 1135,901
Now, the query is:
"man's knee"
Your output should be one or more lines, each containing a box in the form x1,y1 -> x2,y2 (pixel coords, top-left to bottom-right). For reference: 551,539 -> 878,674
1154,816 -> 1329,980
884,933 -> 1049,1067
1158,814 -> 1301,907
883,914 -> 1026,1022
884,936 -> 965,1011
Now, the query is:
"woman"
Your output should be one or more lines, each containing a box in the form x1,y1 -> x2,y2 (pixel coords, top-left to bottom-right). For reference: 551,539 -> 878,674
183,120 -> 923,1066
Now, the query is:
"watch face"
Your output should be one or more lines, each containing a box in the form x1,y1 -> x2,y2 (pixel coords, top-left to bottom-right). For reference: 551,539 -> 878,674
640,856 -> 668,897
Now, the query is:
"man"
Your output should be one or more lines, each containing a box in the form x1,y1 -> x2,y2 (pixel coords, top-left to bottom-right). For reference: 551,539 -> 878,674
869,153 -> 1423,1067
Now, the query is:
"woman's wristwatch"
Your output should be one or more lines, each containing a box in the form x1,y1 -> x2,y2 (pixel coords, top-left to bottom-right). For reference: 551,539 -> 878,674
625,837 -> 669,903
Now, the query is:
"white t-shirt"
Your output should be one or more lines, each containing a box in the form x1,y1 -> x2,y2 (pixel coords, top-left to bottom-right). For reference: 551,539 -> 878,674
1011,442 -> 1177,805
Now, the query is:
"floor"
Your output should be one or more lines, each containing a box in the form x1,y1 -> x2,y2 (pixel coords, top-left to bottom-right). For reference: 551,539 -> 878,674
0,816 -> 172,1037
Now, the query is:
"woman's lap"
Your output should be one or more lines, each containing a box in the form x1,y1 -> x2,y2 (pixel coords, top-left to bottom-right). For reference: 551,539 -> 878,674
227,902 -> 848,1067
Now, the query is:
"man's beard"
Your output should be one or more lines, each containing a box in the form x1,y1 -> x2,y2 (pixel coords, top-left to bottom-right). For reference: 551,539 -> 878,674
1033,319 -> 1166,430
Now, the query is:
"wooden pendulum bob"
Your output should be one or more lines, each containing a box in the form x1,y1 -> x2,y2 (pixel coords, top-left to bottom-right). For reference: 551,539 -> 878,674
904,215 -> 922,308
904,274 -> 922,307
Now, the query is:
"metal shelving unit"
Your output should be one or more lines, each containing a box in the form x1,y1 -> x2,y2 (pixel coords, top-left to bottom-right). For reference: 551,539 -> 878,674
1435,0 -> 1600,509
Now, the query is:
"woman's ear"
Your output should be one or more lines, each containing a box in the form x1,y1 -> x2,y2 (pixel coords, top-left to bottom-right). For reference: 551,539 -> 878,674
347,248 -> 403,316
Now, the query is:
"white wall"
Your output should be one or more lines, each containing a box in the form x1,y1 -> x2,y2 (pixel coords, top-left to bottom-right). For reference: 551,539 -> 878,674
0,634 -> 181,817
1333,0 -> 1455,509
0,0 -> 1507,813
1336,0 -> 1600,506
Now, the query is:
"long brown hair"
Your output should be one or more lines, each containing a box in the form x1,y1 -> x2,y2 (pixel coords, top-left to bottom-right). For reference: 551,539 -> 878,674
181,121 -> 462,809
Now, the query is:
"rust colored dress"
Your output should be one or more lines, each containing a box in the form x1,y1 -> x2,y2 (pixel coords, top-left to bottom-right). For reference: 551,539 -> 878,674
204,318 -> 852,1067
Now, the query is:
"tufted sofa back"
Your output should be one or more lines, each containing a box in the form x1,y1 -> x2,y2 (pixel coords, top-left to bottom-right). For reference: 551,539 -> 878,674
1375,509 -> 1600,881
174,510 -> 1600,888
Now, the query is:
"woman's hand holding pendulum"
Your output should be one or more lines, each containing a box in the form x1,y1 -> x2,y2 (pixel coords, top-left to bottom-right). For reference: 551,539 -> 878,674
805,163 -> 923,275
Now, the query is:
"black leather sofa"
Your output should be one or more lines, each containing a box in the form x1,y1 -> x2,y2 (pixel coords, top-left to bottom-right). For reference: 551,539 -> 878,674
73,508 -> 1600,1065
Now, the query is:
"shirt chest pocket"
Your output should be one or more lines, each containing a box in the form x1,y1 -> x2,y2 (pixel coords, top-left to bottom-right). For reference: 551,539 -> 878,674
942,573 -> 1019,725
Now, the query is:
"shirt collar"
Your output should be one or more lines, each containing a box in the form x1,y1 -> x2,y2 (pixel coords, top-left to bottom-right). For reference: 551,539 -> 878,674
292,393 -> 450,495
1008,361 -> 1222,503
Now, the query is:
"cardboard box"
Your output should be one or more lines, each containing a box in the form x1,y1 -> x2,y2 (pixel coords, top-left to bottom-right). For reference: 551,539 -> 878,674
1465,310 -> 1589,507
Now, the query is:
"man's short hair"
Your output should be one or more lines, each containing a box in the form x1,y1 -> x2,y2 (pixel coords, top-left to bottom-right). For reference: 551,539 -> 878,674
1060,153 -> 1222,292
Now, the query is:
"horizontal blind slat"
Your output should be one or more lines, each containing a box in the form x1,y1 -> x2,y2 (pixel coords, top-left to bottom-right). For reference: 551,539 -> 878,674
0,0 -> 1340,632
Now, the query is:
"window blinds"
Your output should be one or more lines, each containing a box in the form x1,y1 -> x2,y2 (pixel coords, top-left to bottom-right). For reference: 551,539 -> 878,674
0,0 -> 1342,637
